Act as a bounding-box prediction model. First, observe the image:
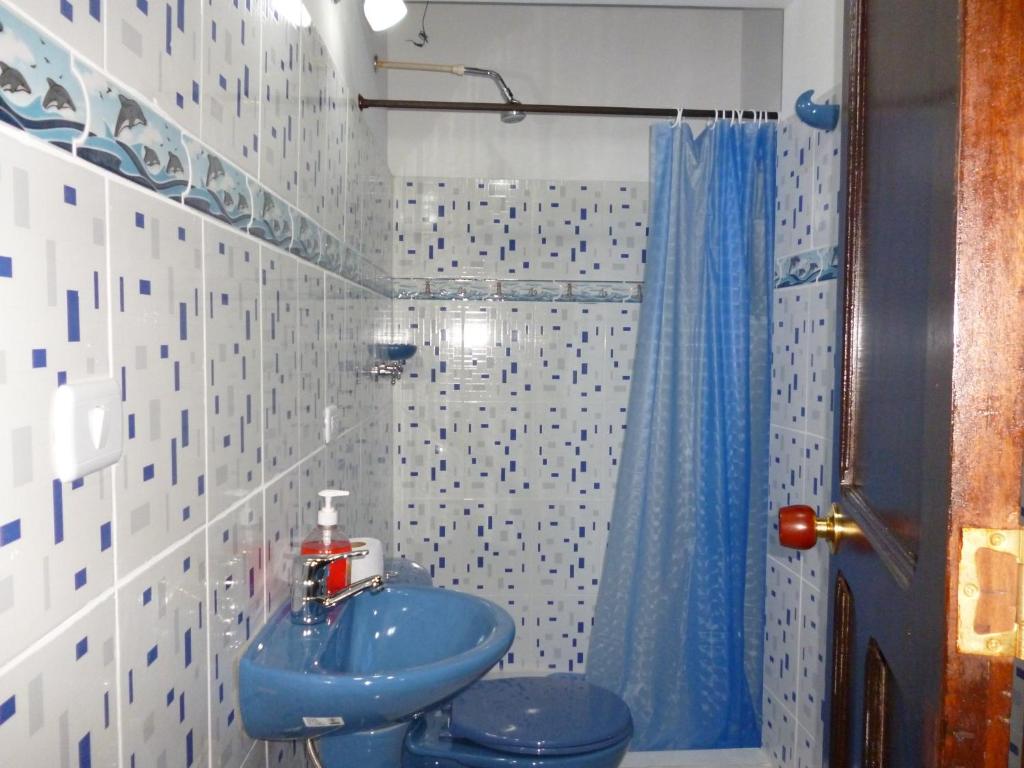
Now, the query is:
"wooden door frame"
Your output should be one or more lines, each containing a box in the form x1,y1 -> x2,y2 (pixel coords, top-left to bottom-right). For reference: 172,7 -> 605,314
939,0 -> 1024,761
835,0 -> 1024,762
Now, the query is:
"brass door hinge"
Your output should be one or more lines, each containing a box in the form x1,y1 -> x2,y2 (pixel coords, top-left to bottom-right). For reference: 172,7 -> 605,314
957,528 -> 1024,657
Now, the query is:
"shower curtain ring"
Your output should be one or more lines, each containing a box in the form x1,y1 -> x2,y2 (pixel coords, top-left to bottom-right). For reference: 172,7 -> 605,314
673,107 -> 683,127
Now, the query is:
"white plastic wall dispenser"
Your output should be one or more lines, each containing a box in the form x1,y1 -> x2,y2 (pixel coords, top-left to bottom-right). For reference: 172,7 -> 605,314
51,378 -> 123,482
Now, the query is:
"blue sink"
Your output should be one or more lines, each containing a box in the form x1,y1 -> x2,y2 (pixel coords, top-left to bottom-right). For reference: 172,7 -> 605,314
239,585 -> 514,766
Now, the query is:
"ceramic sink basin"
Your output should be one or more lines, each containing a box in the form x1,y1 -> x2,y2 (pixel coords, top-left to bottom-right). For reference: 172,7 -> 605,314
239,585 -> 514,761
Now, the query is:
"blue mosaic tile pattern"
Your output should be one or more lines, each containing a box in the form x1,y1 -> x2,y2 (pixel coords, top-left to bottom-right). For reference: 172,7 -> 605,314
118,535 -> 209,768
0,596 -> 118,766
105,0 -> 203,137
393,301 -> 637,671
201,0 -> 260,176
322,64 -> 348,243
261,247 -> 299,479
773,99 -> 841,290
394,177 -> 649,282
209,496 -> 264,768
764,101 -> 842,768
298,264 -> 325,457
204,222 -> 262,519
5,0 -> 104,64
108,183 -> 206,575
0,4 -> 395,768
348,107 -> 391,275
0,1 -> 391,298
260,4 -> 300,203
297,24 -> 329,228
265,467 -> 301,616
0,140 -> 113,660
391,277 -> 642,304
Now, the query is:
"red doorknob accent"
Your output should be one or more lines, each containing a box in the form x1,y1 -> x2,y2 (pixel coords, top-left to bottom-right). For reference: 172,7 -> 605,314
778,504 -> 819,550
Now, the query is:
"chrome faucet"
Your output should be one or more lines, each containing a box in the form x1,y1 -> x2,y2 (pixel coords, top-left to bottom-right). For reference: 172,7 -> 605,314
291,549 -> 384,624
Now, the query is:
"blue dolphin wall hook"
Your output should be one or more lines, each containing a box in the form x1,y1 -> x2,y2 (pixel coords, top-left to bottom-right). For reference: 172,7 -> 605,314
795,89 -> 840,131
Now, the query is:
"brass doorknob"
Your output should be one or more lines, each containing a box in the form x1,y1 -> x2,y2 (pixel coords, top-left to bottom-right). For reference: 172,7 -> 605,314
779,503 -> 857,553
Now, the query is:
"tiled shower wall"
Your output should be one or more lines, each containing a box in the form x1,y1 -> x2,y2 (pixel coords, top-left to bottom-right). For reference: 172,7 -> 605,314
761,99 -> 842,768
0,3 -> 392,768
391,178 -> 646,672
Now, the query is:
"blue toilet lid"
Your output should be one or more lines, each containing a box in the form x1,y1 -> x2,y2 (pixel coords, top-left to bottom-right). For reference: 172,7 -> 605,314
449,676 -> 633,756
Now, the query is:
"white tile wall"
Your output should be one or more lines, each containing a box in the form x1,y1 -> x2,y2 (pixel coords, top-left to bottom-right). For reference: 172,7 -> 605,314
208,496 -> 264,768
201,0 -> 261,176
0,595 -> 119,767
296,24 -> 329,229
393,299 -> 638,672
763,101 -> 842,768
0,145 -> 114,661
5,0 -> 104,63
118,533 -> 209,768
394,178 -> 649,281
391,174 -> 645,673
108,184 -> 207,576
261,248 -> 300,477
0,4 -> 843,768
105,1 -> 203,136
0,133 -> 392,768
297,265 -> 324,457
204,224 -> 262,519
259,4 -> 300,203
0,3 -> 394,768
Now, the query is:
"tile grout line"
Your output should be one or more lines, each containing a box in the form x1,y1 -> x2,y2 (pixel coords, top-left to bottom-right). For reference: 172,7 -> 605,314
791,559 -> 805,765
0,439 -> 325,687
0,14 -> 387,299
0,5 -> 392,764
201,218 -> 215,768
0,119 -> 386,303
256,219 -> 272,768
101,171 -> 129,768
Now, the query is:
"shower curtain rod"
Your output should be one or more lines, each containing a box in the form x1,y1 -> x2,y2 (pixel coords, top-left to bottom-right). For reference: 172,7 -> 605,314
357,95 -> 778,121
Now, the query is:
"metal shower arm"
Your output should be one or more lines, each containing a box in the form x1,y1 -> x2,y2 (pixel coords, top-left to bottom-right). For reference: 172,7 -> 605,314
462,67 -> 518,104
374,57 -> 520,104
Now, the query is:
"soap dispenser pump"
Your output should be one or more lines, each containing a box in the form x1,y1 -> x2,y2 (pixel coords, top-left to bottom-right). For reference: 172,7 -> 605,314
300,489 -> 353,593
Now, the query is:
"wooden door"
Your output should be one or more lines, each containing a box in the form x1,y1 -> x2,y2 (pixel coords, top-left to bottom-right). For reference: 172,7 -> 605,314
779,0 -> 1024,765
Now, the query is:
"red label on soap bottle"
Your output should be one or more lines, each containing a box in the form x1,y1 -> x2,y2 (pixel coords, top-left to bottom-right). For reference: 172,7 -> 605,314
300,537 -> 352,593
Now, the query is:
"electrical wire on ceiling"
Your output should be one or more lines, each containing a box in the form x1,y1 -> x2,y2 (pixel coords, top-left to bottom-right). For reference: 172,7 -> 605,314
407,1 -> 430,47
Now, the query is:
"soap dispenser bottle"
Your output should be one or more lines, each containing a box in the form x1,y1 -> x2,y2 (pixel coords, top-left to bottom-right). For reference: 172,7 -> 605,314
300,489 -> 352,593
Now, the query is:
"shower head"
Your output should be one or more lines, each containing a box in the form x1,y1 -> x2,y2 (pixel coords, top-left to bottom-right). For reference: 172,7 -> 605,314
501,102 -> 526,124
464,66 -> 525,124
373,58 -> 526,124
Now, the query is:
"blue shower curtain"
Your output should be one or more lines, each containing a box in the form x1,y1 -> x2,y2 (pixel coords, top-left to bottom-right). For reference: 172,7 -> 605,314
587,120 -> 775,750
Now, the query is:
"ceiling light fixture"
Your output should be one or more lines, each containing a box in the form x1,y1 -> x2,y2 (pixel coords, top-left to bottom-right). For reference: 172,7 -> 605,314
363,0 -> 408,31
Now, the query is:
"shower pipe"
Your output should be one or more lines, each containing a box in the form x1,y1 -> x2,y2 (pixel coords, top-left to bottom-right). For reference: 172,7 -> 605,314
368,58 -> 778,121
375,57 -> 527,122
